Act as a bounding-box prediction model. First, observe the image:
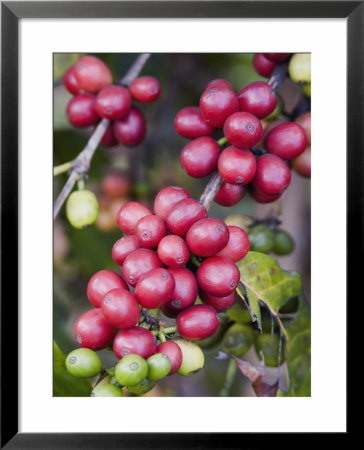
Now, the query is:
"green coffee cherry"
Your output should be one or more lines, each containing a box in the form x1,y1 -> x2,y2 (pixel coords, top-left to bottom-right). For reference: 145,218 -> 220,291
265,94 -> 283,121
226,298 -> 252,324
222,323 -> 255,357
272,230 -> 294,255
91,383 -> 123,397
175,339 -> 205,376
288,53 -> 311,84
65,348 -> 102,378
301,83 -> 311,97
127,378 -> 157,395
147,353 -> 171,381
66,189 -> 99,229
248,225 -> 274,253
224,214 -> 254,232
114,354 -> 148,386
255,333 -> 286,367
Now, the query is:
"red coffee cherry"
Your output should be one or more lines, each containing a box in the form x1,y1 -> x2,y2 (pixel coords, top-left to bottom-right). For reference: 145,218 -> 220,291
157,235 -> 190,268
157,341 -> 183,374
223,111 -> 263,148
265,122 -> 307,160
135,268 -> 175,308
294,111 -> 311,144
95,85 -> 132,120
116,201 -> 152,234
238,81 -> 277,119
135,214 -> 166,249
113,327 -> 157,359
63,66 -> 82,95
249,187 -> 281,204
253,53 -> 277,78
164,268 -> 198,312
177,304 -> 220,340
166,199 -> 207,237
214,182 -> 246,207
73,55 -> 112,93
114,106 -> 146,147
186,218 -> 229,257
74,309 -> 116,350
87,269 -> 128,308
161,303 -> 181,318
129,76 -> 162,103
205,79 -> 233,90
252,154 -> 291,196
112,235 -> 140,265
292,145 -> 311,178
197,256 -> 240,297
174,106 -> 215,139
218,147 -> 256,185
101,288 -> 140,329
180,137 -> 220,178
216,225 -> 250,262
154,186 -> 191,220
200,290 -> 236,312
263,53 -> 290,62
66,94 -> 100,127
100,124 -> 119,147
122,248 -> 163,287
102,170 -> 130,198
199,85 -> 239,127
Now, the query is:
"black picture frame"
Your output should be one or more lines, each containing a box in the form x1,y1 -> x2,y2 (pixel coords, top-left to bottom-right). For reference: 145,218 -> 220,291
1,1 -> 358,447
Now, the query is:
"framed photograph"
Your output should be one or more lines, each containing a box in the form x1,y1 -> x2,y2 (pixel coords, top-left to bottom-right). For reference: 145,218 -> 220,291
1,1 -> 358,447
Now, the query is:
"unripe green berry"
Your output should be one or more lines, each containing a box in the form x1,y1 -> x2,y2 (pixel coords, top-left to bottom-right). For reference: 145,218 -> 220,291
91,383 -> 123,397
255,333 -> 286,367
272,230 -> 294,255
226,298 -> 252,324
127,378 -> 156,395
175,339 -> 205,376
65,348 -> 102,378
264,94 -> 283,121
222,323 -> 255,357
288,53 -> 311,84
224,214 -> 254,232
114,354 -> 148,386
301,83 -> 311,97
66,189 -> 99,229
147,353 -> 171,381
248,225 -> 274,253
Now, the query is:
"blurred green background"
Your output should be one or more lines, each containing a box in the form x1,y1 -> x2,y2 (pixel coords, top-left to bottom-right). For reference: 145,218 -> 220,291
53,53 -> 310,396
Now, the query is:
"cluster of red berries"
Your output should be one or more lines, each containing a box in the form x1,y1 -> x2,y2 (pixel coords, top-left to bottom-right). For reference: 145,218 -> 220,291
63,55 -> 161,147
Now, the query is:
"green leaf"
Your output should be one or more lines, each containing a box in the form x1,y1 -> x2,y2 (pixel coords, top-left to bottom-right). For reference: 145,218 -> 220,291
236,251 -> 311,396
53,341 -> 92,397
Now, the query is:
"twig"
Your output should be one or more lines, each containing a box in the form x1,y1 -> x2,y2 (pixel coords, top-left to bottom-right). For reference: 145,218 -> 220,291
53,53 -> 151,219
199,173 -> 224,210
219,358 -> 238,396
268,60 -> 289,93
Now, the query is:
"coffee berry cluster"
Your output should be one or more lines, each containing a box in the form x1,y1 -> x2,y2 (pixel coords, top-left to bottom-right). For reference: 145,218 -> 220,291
64,55 -> 161,147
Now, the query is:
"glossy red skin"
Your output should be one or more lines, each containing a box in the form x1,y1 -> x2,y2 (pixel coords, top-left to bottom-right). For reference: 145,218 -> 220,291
165,268 -> 198,311
129,76 -> 162,103
114,107 -> 146,147
101,288 -> 140,329
66,94 -> 100,127
157,235 -> 190,268
122,248 -> 163,287
200,290 -> 236,312
74,309 -> 116,350
73,56 -> 112,93
218,147 -> 256,185
216,225 -> 250,262
263,53 -> 290,62
157,341 -> 183,374
165,199 -> 207,237
153,186 -> 191,220
180,137 -> 220,178
238,82 -> 277,119
87,270 -> 129,308
294,112 -> 311,144
116,201 -> 152,234
252,154 -> 291,195
265,122 -> 307,160
186,218 -> 229,257
214,182 -> 246,206
253,53 -> 277,78
113,327 -> 157,359
199,85 -> 239,127
63,66 -> 83,95
223,112 -> 263,149
112,235 -> 140,266
197,256 -> 240,297
177,304 -> 220,340
174,106 -> 215,139
101,124 -> 119,147
135,214 -> 166,249
249,187 -> 281,203
95,85 -> 132,120
161,304 -> 181,318
135,268 -> 175,308
292,146 -> 311,178
205,79 -> 233,90
102,171 -> 130,197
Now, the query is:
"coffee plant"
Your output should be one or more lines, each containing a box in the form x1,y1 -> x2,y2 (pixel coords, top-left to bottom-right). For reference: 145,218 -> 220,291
54,53 -> 311,397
